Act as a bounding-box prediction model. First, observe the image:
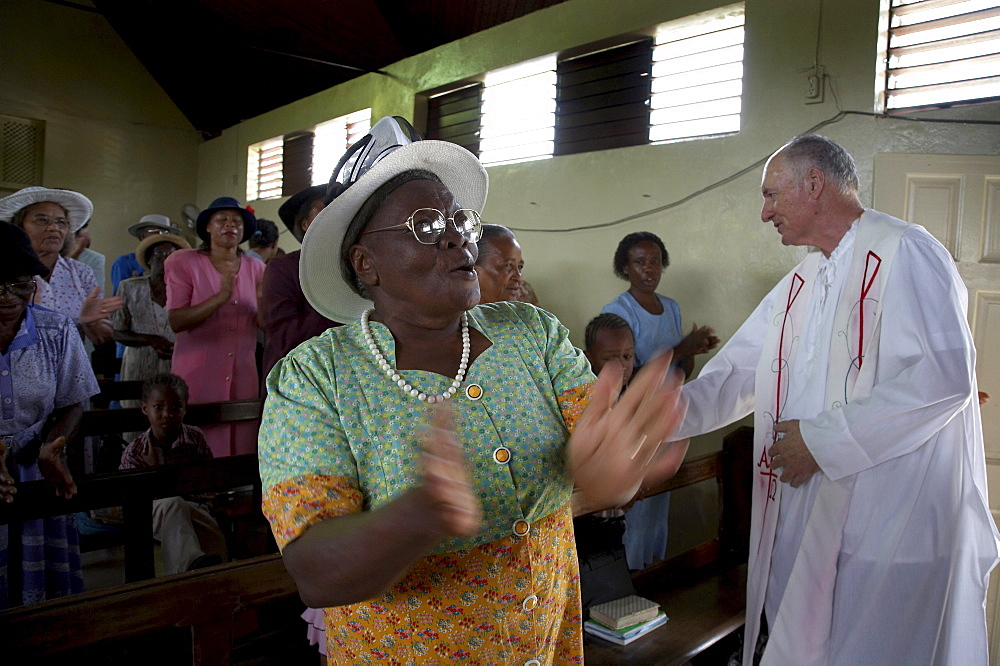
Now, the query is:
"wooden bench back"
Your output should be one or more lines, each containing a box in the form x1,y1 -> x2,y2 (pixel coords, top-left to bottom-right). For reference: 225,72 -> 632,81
79,399 -> 262,438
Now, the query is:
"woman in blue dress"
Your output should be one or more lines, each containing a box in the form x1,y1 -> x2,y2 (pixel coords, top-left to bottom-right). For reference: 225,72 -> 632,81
0,223 -> 99,608
602,231 -> 719,570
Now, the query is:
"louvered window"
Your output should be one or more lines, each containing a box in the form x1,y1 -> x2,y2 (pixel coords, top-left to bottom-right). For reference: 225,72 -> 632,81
649,3 -> 745,143
426,83 -> 483,155
311,109 -> 371,186
419,4 -> 745,164
247,109 -> 370,202
1,114 -> 44,194
282,132 -> 314,196
479,55 -> 558,167
884,0 -> 1000,110
246,137 -> 283,201
555,39 -> 653,156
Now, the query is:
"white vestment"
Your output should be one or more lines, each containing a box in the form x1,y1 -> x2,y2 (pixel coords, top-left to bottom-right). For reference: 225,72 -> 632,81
676,210 -> 999,664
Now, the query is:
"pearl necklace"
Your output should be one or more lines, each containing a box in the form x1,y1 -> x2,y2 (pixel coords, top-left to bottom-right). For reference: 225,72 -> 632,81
361,308 -> 469,403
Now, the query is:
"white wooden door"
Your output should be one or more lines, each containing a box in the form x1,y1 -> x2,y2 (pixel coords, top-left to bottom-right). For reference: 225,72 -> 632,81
874,153 -> 1000,662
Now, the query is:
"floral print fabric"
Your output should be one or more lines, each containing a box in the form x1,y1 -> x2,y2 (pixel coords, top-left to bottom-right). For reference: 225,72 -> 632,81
260,302 -> 594,663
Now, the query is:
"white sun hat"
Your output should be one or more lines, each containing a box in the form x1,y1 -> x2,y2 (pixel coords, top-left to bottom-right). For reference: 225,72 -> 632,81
0,186 -> 94,232
300,116 -> 488,324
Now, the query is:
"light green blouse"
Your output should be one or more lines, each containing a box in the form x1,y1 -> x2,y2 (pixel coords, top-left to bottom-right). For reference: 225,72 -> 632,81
259,301 -> 595,554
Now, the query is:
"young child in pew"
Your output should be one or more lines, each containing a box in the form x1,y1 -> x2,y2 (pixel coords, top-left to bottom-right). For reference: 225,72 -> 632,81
575,313 -> 640,612
120,373 -> 228,574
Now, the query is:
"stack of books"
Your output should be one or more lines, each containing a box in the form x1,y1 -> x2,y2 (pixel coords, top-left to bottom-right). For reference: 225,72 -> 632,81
583,594 -> 668,646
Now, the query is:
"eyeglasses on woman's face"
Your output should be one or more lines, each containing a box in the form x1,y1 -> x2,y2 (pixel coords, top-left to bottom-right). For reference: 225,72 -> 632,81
27,214 -> 70,231
361,208 -> 483,245
0,280 -> 37,299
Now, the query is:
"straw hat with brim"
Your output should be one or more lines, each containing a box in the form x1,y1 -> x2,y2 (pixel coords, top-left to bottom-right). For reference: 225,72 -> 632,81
0,186 -> 93,232
136,233 -> 191,271
300,140 -> 488,324
127,213 -> 173,238
2,222 -> 50,279
195,197 -> 257,243
278,184 -> 326,241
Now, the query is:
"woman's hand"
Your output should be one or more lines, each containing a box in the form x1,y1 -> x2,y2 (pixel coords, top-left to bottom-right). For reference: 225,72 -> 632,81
82,319 -> 114,345
419,405 -> 482,538
218,264 -> 237,300
0,440 -> 16,503
37,436 -> 78,499
567,352 -> 687,514
79,286 -> 123,324
151,335 -> 174,360
677,322 -> 721,358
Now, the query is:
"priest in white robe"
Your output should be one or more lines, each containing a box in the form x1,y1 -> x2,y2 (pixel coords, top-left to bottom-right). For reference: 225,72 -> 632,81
675,134 -> 999,665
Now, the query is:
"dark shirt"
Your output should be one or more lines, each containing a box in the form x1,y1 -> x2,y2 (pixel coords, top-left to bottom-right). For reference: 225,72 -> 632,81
260,250 -> 339,381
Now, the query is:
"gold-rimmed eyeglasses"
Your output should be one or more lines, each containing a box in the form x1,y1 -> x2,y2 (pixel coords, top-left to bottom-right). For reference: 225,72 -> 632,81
360,208 -> 483,245
0,280 -> 37,298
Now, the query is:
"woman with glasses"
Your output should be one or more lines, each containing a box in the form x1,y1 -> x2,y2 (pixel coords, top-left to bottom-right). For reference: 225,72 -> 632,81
165,197 -> 263,458
0,187 -> 122,346
0,223 -> 100,609
258,117 -> 689,662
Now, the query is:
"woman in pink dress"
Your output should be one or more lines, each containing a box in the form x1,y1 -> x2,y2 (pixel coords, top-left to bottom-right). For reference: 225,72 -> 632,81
165,197 -> 264,457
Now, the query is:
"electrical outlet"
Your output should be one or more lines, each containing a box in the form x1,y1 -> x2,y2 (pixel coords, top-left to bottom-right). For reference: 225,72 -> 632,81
806,66 -> 825,104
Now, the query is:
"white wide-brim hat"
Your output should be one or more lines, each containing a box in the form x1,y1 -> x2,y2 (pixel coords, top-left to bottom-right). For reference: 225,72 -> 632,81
300,132 -> 488,324
0,186 -> 93,232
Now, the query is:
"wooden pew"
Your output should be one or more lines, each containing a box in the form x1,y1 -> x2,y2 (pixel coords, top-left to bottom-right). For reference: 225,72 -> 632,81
91,379 -> 144,409
0,553 -> 308,665
73,399 -> 264,558
583,425 -> 753,665
80,399 -> 262,438
0,454 -> 265,582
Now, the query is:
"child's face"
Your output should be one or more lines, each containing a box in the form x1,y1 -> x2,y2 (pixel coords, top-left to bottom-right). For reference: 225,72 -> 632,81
141,387 -> 186,438
586,328 -> 635,388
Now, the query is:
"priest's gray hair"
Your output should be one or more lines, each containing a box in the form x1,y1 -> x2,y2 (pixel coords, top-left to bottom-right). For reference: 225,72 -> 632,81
781,134 -> 859,197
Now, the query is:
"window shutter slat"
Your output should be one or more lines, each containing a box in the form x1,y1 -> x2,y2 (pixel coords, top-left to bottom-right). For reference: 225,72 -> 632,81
886,0 -> 1000,110
282,132 -> 314,197
426,83 -> 484,155
554,38 -> 652,156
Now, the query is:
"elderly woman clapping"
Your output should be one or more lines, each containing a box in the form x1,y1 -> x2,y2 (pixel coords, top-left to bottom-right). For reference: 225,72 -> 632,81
0,223 -> 99,608
258,117 -> 689,662
0,187 -> 122,344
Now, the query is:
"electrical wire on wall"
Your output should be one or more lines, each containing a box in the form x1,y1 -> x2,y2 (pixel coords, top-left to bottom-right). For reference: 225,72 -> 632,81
506,109 -> 1000,235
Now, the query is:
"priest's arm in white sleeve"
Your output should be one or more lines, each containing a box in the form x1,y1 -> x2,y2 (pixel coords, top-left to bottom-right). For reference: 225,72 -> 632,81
801,229 -> 977,480
673,285 -> 776,440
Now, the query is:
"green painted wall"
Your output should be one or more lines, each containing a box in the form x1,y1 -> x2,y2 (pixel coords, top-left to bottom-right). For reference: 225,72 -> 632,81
0,0 -> 201,286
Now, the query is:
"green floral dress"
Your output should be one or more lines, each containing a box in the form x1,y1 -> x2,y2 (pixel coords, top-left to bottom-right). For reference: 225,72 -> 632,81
260,301 -> 594,664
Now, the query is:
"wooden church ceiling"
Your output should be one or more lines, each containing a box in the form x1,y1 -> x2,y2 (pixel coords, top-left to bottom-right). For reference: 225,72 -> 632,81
88,0 -> 572,137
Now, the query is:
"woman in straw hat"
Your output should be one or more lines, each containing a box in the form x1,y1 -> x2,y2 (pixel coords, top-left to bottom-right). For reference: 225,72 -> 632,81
0,187 -> 122,345
112,233 -> 191,404
258,117 -> 689,662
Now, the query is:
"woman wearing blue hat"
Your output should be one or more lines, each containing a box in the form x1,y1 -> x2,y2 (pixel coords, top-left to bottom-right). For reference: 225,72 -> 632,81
165,197 -> 264,457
